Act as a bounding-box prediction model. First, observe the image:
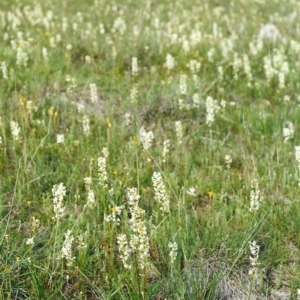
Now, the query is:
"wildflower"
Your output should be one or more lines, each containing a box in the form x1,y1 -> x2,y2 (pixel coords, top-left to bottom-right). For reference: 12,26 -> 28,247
249,179 -> 263,212
175,121 -> 183,145
16,47 -> 28,67
191,77 -> 198,91
187,187 -> 197,197
207,48 -> 215,62
232,52 -> 242,81
98,149 -> 108,187
166,53 -> 175,71
66,44 -> 72,51
114,188 -> 150,271
30,216 -> 40,232
86,190 -> 95,208
206,96 -> 215,126
89,83 -> 98,103
10,121 -> 21,141
52,183 -> 66,220
126,187 -> 140,206
179,74 -> 187,95
278,72 -> 285,89
283,121 -> 294,143
85,55 -> 91,64
168,242 -> 178,265
104,205 -> 124,224
26,237 -> 34,245
139,127 -> 154,150
82,115 -> 90,136
25,100 -> 35,113
42,47 -> 48,61
126,188 -> 149,270
178,98 -> 184,110
58,230 -> 75,266
117,234 -> 131,269
283,95 -> 290,103
207,191 -> 214,197
220,99 -> 226,108
112,16 -> 126,35
131,57 -> 138,76
259,24 -> 281,42
224,154 -> 232,169
192,93 -> 200,108
152,172 -> 170,213
124,112 -> 132,126
102,147 -> 109,158
248,240 -> 260,275
99,23 -> 105,34
1,62 -> 8,79
130,84 -> 138,103
56,134 -> 64,144
182,39 -> 190,52
186,59 -> 201,74
84,177 -> 92,191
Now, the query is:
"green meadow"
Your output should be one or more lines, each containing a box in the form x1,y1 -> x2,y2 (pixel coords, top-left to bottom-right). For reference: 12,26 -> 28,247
0,0 -> 300,298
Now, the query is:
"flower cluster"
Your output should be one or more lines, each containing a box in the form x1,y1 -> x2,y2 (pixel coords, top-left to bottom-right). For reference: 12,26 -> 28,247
98,147 -> 109,187
89,83 -> 98,103
86,190 -> 95,209
105,205 -> 124,224
1,62 -> 8,79
139,127 -> 154,150
283,121 -> 294,143
248,240 -> 260,275
131,57 -> 138,76
206,96 -> 215,126
224,154 -> 232,169
187,187 -> 197,197
58,229 -> 75,266
52,183 -> 66,220
82,115 -> 90,136
175,121 -> 183,145
249,179 -> 263,212
56,134 -> 64,144
16,47 -> 28,67
117,188 -> 149,271
165,53 -> 175,71
152,172 -> 170,213
117,234 -> 131,269
10,121 -> 21,141
168,242 -> 178,265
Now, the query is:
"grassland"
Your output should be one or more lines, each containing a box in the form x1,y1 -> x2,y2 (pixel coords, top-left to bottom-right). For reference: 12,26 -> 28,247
1,0 -> 300,299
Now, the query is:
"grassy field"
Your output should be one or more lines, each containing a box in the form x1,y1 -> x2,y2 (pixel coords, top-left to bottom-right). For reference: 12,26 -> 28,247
1,0 -> 300,299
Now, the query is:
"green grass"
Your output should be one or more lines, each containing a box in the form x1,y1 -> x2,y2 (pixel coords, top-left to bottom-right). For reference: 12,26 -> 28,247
1,0 -> 300,298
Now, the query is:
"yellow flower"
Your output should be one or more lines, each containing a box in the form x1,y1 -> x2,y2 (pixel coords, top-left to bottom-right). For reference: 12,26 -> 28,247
111,206 -> 117,212
207,191 -> 214,197
132,136 -> 138,147
19,97 -> 26,106
106,118 -> 111,128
